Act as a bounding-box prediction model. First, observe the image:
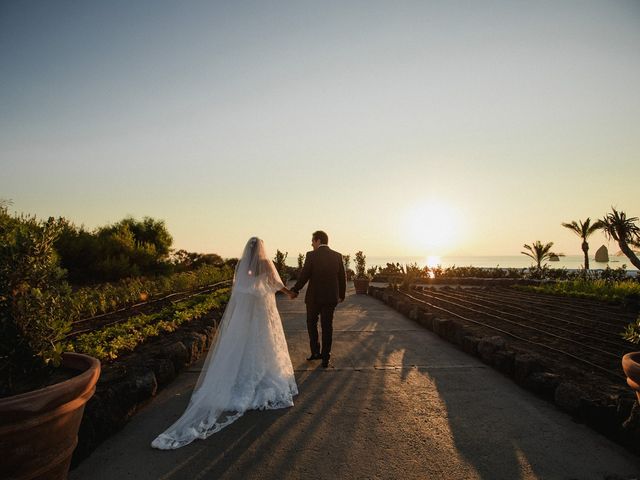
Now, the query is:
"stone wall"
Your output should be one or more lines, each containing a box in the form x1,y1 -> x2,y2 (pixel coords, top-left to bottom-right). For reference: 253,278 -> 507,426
373,276 -> 552,286
71,309 -> 222,467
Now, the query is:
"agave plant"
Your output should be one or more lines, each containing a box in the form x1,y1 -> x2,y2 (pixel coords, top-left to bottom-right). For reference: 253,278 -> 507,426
521,241 -> 558,270
600,208 -> 640,270
561,217 -> 603,271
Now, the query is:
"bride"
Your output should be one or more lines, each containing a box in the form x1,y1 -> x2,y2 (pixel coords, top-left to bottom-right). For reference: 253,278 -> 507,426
151,237 -> 298,450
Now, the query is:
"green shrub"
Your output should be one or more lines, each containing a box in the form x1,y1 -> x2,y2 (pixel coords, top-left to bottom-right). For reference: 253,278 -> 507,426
171,249 -> 224,271
273,250 -> 288,282
55,216 -> 175,284
0,206 -> 76,393
68,289 -> 230,360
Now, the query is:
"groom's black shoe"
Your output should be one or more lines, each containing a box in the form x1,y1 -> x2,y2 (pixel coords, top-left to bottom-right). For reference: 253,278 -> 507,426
306,354 -> 322,361
321,355 -> 331,368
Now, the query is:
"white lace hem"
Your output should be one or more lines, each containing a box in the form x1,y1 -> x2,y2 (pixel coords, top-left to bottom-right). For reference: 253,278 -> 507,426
151,385 -> 298,450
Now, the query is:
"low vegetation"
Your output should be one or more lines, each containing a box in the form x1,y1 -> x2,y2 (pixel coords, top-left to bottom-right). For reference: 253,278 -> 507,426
622,315 -> 640,344
67,288 -> 231,361
518,278 -> 640,305
0,202 -> 235,395
71,263 -> 234,319
371,262 -> 631,282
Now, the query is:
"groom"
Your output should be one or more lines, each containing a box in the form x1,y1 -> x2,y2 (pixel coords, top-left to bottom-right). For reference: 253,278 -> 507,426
290,230 -> 346,368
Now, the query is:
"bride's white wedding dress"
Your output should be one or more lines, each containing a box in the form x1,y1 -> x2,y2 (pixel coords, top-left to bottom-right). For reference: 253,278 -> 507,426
151,237 -> 298,450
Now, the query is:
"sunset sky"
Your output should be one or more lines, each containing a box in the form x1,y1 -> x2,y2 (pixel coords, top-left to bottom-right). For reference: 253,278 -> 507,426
1,1 -> 639,260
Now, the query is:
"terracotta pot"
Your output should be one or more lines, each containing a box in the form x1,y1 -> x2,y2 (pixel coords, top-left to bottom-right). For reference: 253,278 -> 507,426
353,278 -> 370,295
0,352 -> 101,480
622,352 -> 640,403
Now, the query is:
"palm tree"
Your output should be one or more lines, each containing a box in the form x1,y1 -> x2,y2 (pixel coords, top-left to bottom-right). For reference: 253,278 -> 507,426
521,241 -> 557,270
600,208 -> 640,270
561,217 -> 603,270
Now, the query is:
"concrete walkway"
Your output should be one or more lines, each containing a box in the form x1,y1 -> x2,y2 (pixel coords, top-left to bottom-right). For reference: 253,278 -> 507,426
71,286 -> 640,480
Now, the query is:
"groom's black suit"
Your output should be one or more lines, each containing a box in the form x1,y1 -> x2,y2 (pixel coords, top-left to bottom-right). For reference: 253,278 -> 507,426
292,245 -> 346,362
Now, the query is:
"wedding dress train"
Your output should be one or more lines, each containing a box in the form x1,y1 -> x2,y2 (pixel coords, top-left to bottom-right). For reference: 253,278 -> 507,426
151,237 -> 298,450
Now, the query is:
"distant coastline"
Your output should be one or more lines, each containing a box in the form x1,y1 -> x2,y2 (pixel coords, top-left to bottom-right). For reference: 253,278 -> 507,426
286,254 -> 638,271
369,255 -> 638,271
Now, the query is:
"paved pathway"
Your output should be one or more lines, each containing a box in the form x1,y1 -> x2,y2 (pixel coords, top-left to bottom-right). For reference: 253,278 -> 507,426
71,286 -> 640,479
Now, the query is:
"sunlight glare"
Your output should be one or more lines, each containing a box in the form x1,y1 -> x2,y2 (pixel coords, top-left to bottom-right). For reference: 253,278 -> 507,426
405,203 -> 460,253
426,255 -> 441,268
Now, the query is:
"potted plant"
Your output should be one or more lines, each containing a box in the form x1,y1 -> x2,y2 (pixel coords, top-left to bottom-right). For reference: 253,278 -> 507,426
353,251 -> 370,294
0,204 -> 100,479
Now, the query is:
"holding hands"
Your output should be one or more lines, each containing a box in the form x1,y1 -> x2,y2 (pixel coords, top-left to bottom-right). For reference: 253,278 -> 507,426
279,287 -> 298,300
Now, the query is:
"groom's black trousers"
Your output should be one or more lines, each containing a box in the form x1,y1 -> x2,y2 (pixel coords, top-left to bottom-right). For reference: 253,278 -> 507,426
306,302 -> 337,359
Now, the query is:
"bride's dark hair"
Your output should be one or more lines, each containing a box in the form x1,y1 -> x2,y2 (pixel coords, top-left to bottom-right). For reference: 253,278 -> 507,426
248,236 -> 258,253
248,237 -> 261,274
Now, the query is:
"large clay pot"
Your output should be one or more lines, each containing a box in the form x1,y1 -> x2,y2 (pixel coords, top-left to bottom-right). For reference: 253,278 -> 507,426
0,352 -> 101,480
353,278 -> 370,295
622,352 -> 640,403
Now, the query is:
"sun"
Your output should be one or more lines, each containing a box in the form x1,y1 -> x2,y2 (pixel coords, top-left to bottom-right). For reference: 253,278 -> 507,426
404,202 -> 459,253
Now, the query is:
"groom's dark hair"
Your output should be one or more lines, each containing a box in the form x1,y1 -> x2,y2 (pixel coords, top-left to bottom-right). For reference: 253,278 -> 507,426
312,230 -> 329,245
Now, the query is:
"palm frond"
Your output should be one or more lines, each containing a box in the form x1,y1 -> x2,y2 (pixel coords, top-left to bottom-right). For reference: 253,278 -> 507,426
521,240 -> 556,268
601,208 -> 640,242
562,217 -> 603,239
561,221 -> 581,236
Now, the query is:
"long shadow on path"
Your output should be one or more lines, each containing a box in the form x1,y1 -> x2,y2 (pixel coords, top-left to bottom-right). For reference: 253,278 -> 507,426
70,288 -> 640,480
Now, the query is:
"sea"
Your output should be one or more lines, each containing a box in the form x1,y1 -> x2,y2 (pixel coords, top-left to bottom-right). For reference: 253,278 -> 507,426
365,255 -> 638,272
287,254 -> 638,272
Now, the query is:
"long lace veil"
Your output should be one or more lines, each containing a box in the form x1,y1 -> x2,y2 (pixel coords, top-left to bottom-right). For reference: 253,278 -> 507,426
193,236 -> 284,393
151,237 -> 286,448
225,237 -> 285,297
